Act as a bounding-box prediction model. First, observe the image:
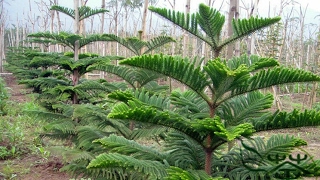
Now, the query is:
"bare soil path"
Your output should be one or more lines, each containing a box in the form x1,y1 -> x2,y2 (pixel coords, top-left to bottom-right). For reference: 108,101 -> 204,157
0,74 -> 71,180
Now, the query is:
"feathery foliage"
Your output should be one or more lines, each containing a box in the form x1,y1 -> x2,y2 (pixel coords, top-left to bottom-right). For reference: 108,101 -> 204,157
149,3 -> 281,56
103,34 -> 175,55
213,134 -> 320,179
50,5 -> 109,21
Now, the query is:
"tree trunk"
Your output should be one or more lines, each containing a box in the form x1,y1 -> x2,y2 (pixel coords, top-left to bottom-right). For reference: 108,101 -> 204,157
100,0 -> 106,78
183,0 -> 190,57
73,0 -> 80,104
226,0 -> 239,59
0,0 -> 4,72
74,0 -> 80,60
169,0 -> 176,92
247,0 -> 259,56
140,0 -> 149,54
204,144 -> 212,175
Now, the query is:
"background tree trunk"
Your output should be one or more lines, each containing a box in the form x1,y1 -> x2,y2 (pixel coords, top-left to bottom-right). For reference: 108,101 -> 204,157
182,0 -> 190,57
100,0 -> 106,78
140,0 -> 149,53
226,0 -> 239,59
0,0 -> 5,72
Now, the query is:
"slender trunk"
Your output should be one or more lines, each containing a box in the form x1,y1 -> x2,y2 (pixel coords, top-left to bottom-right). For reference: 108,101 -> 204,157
16,17 -> 19,47
140,0 -> 149,54
115,0 -> 119,64
309,82 -> 318,108
0,0 -> 4,72
55,0 -> 61,32
73,0 -> 80,104
168,0 -> 176,92
204,106 -> 216,175
100,0 -> 105,78
54,0 -> 61,52
49,1 -> 55,52
226,0 -> 239,59
247,0 -> 259,56
204,138 -> 212,175
73,69 -> 79,104
74,0 -> 80,60
183,0 -> 190,57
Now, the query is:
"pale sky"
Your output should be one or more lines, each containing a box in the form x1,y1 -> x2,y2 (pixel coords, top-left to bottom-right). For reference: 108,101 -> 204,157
3,0 -> 320,33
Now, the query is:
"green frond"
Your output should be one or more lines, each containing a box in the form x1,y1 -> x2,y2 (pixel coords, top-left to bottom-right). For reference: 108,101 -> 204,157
94,134 -> 168,161
73,104 -> 131,137
170,90 -> 209,119
50,146 -> 95,163
232,67 -> 320,98
165,132 -> 205,169
78,6 -> 109,21
29,53 -> 60,68
51,5 -> 108,21
220,16 -> 281,49
59,57 -> 109,75
88,63 -> 164,89
253,109 -> 320,131
64,52 -> 99,59
213,134 -> 309,179
43,119 -> 77,139
63,162 -> 136,180
76,126 -> 114,150
191,117 -> 254,142
102,34 -> 141,55
135,69 -> 164,87
101,81 -> 128,92
26,38 -> 57,46
52,103 -> 74,116
102,34 -> 174,56
142,81 -> 169,94
120,54 -> 210,98
217,91 -> 274,125
107,90 -> 135,102
20,77 -> 70,91
28,32 -> 81,50
204,59 -> 250,102
132,88 -> 170,110
126,37 -> 146,55
225,54 -> 279,71
197,4 -> 225,50
166,166 -> 224,180
88,64 -> 136,87
87,153 -> 168,179
148,6 -> 204,46
144,36 -> 175,54
51,5 -> 75,19
25,109 -> 71,121
79,34 -> 112,48
130,126 -> 169,139
108,101 -> 205,143
75,80 -> 114,97
28,32 -> 112,50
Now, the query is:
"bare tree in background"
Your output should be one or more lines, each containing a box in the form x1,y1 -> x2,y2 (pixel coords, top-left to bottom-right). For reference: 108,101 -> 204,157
182,0 -> 190,57
140,0 -> 148,53
74,0 -> 80,61
226,0 -> 239,59
0,0 -> 5,72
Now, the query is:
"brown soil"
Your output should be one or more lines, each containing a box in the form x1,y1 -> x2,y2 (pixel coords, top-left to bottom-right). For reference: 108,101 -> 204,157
0,74 -> 71,180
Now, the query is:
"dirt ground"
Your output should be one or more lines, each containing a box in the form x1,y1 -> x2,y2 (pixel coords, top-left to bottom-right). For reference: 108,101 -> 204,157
0,74 -> 71,180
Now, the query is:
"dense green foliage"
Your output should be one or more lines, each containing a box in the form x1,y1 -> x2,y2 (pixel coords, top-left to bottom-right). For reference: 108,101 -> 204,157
3,2 -> 320,180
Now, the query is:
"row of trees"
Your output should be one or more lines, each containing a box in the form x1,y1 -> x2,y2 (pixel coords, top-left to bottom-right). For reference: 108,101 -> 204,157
3,0 -> 320,179
2,1 -> 320,110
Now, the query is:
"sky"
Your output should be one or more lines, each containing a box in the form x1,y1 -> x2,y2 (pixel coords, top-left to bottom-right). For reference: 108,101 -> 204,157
3,0 -> 320,34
